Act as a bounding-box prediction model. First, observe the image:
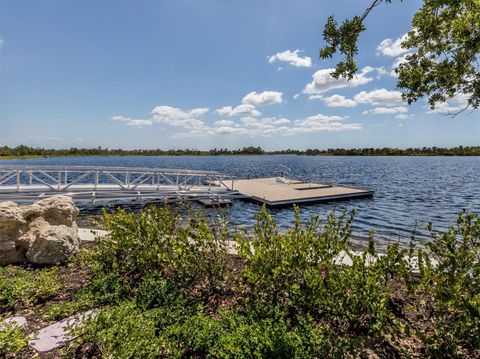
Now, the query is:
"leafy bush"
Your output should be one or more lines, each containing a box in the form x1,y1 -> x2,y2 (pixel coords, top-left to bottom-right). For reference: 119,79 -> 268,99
237,206 -> 410,350
416,210 -> 480,356
85,203 -> 230,306
73,203 -> 479,358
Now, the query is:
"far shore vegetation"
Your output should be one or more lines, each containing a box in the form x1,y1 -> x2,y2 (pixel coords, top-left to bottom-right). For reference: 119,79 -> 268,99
1,145 -> 479,160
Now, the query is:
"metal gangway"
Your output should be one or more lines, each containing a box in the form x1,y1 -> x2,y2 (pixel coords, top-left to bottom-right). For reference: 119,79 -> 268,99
0,165 -> 239,205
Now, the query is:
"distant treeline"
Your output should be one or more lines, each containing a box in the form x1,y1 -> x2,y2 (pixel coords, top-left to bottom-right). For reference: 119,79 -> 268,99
1,145 -> 479,158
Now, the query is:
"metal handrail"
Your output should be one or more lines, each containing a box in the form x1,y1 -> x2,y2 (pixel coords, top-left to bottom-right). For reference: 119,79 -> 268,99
0,165 -> 238,204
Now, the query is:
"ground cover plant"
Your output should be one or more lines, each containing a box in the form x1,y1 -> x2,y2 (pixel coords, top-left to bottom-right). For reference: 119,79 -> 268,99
0,203 -> 479,358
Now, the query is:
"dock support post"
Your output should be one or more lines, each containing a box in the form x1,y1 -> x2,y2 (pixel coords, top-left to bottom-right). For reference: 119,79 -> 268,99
16,169 -> 20,191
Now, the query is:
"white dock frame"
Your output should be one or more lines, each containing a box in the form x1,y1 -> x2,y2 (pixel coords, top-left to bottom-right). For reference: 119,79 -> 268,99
0,165 -> 239,204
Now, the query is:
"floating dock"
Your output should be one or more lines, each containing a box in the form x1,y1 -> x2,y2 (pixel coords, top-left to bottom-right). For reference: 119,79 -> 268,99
0,165 -> 373,207
220,177 -> 373,207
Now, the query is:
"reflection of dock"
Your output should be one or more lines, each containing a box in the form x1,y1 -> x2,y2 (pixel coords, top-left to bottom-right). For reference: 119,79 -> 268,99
219,177 -> 374,207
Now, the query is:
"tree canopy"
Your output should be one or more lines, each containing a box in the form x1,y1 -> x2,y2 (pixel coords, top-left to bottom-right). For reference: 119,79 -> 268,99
320,0 -> 480,112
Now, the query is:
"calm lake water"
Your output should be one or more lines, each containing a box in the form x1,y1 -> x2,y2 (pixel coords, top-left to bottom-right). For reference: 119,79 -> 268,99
2,155 -> 479,245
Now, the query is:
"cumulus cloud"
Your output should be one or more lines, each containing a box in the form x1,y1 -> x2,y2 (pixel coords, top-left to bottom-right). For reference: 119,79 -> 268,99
111,115 -> 131,122
313,94 -> 357,107
426,93 -> 470,114
363,106 -> 408,115
181,113 -> 360,138
241,116 -> 291,128
268,49 -> 312,68
395,114 -> 412,120
151,106 -> 208,128
427,103 -> 461,114
214,119 -> 235,126
215,104 -> 261,117
241,91 -> 283,106
113,103 -> 361,138
127,119 -> 153,126
303,66 -> 377,95
377,33 -> 409,57
295,114 -> 348,127
211,126 -> 248,135
112,115 -> 152,126
354,88 -> 405,106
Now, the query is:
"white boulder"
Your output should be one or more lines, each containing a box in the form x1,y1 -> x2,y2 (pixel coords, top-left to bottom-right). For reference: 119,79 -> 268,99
0,196 -> 79,265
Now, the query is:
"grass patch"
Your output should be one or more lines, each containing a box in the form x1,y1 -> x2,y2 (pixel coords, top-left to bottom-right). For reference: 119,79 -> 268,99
0,266 -> 62,312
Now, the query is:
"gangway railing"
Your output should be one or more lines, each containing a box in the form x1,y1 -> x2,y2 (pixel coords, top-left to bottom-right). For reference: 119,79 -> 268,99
0,165 -> 238,204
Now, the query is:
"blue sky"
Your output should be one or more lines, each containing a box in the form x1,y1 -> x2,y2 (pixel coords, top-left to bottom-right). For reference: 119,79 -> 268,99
1,0 -> 478,150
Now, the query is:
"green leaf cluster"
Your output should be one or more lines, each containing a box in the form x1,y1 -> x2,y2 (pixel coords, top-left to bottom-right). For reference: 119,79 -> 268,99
0,266 -> 61,311
70,203 -> 479,357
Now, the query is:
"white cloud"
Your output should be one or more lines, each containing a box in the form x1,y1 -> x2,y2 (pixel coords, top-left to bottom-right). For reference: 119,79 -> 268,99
268,49 -> 312,68
241,116 -> 291,129
377,33 -> 409,57
215,104 -> 261,117
354,88 -> 405,106
212,126 -> 248,135
303,66 -> 376,95
112,115 -> 152,126
0,37 -> 3,49
427,102 -> 462,114
127,119 -> 153,126
111,115 -> 131,122
295,114 -> 348,127
293,93 -> 300,100
242,91 -> 283,106
426,94 -> 470,114
363,106 -> 408,115
151,106 -> 208,128
390,53 -> 412,76
314,94 -> 357,107
395,114 -> 412,120
214,119 -> 235,126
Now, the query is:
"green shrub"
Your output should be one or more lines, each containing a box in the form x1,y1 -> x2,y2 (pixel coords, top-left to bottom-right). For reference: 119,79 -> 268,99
416,210 -> 480,356
236,206 -> 409,348
75,203 -> 478,358
86,203 -> 230,306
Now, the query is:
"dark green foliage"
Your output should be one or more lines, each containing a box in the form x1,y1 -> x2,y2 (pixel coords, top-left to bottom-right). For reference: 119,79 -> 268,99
320,0 -> 480,111
397,0 -> 480,110
85,203 -> 229,306
416,210 -> 480,356
71,204 -> 479,358
238,207 -> 408,350
320,15 -> 365,79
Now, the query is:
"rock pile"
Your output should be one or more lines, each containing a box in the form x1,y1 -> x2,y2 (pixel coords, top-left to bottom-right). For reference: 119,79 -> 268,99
0,196 -> 79,265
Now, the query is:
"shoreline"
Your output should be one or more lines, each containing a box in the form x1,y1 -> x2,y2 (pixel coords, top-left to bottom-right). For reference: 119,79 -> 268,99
2,153 -> 480,161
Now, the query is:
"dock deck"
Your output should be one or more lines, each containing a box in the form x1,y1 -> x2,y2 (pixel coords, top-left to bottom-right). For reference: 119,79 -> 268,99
226,177 -> 373,207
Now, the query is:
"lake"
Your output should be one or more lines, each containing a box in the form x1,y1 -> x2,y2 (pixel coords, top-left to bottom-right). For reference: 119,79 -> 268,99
2,155 -> 479,246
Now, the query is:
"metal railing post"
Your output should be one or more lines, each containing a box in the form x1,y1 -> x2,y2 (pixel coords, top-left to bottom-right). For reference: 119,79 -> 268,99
16,169 -> 20,191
